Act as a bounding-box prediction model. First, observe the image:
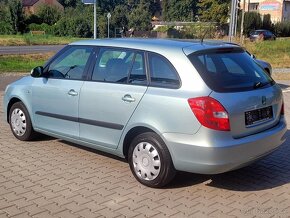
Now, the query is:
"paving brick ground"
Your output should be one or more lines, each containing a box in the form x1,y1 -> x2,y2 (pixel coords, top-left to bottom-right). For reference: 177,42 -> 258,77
0,76 -> 290,217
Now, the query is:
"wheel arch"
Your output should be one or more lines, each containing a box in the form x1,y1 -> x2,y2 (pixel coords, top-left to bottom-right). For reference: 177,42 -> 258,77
7,97 -> 22,123
122,126 -> 156,159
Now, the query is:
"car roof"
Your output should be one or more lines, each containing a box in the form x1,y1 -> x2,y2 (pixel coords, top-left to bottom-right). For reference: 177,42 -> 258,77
70,38 -> 240,55
252,29 -> 270,33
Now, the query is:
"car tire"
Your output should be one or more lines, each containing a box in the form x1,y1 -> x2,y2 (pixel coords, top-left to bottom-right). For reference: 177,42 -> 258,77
128,132 -> 176,188
9,102 -> 36,141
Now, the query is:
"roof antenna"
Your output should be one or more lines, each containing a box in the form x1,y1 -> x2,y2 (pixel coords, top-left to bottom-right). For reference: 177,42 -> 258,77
201,27 -> 209,44
201,22 -> 213,44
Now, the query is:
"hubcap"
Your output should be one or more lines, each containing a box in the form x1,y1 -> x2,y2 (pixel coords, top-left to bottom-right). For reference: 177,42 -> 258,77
132,142 -> 161,181
11,108 -> 26,137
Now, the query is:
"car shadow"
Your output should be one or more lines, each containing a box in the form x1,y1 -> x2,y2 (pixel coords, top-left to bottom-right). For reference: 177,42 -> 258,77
167,129 -> 290,191
59,140 -> 127,163
31,133 -> 56,142
55,130 -> 289,191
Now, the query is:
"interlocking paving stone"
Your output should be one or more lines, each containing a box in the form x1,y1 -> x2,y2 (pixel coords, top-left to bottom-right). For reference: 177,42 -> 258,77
0,82 -> 290,217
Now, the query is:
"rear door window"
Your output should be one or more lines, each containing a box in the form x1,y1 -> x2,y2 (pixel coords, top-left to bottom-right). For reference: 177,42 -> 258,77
92,48 -> 147,85
188,48 -> 274,92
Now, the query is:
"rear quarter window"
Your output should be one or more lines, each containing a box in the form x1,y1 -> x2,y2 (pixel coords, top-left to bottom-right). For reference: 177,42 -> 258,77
148,53 -> 180,89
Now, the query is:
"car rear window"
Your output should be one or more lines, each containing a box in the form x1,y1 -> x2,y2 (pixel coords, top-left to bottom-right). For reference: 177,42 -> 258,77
188,48 -> 274,93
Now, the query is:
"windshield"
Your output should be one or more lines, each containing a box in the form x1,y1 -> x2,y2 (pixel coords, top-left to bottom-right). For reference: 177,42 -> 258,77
252,31 -> 263,35
188,49 -> 274,93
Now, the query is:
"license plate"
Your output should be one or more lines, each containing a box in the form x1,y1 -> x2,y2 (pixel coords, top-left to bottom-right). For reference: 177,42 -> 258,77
245,106 -> 273,126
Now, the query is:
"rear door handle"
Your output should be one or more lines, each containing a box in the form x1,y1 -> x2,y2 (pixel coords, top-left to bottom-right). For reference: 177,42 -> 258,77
122,94 -> 135,103
68,89 -> 78,96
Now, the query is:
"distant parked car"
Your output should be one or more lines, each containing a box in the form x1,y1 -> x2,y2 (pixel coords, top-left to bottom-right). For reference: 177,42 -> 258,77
249,30 -> 276,42
228,43 -> 273,76
247,51 -> 272,76
4,39 -> 286,188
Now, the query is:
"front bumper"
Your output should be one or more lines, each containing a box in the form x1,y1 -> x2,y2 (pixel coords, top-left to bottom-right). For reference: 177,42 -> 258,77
163,118 -> 287,174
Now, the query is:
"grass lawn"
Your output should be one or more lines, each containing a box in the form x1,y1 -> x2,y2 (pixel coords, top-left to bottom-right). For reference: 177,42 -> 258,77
0,34 -> 85,46
244,38 -> 290,68
0,53 -> 54,72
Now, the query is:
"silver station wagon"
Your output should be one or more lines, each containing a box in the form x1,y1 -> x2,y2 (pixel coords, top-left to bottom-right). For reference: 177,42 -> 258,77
4,39 -> 287,188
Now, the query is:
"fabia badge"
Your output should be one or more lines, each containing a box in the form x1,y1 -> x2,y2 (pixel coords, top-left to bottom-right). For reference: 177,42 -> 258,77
262,96 -> 267,105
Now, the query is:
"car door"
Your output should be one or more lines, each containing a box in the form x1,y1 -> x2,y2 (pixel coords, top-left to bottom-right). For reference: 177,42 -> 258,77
79,48 -> 148,149
32,46 -> 94,138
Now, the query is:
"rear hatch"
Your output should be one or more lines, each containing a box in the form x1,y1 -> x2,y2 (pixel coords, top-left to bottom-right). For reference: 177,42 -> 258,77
187,47 -> 283,138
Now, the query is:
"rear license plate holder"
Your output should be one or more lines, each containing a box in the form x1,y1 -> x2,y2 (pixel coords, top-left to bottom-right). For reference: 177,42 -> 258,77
245,106 -> 273,126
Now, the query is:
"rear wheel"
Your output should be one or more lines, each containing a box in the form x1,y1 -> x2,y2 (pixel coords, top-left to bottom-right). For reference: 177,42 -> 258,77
128,132 -> 176,188
9,102 -> 36,141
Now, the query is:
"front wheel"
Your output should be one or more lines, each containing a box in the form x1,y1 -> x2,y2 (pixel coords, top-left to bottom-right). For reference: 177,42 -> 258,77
128,132 -> 176,188
9,102 -> 36,141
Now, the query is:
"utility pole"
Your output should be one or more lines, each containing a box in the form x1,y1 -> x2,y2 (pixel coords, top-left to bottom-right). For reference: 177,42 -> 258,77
240,0 -> 246,44
94,0 -> 97,39
107,13 -> 111,38
229,0 -> 238,42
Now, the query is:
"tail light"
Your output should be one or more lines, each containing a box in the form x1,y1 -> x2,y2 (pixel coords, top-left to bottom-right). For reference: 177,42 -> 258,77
188,97 -> 230,131
281,102 -> 284,115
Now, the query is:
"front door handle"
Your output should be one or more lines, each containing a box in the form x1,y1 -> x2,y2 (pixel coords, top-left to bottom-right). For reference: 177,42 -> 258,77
68,89 -> 78,96
122,94 -> 135,103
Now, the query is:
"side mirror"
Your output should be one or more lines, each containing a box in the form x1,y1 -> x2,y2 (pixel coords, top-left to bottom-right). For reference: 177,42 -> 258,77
251,54 -> 256,59
30,66 -> 44,78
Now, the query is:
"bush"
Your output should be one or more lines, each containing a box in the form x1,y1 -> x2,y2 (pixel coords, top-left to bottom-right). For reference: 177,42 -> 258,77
53,17 -> 93,38
0,21 -> 13,34
244,12 -> 262,36
36,5 -> 62,25
262,14 -> 272,30
28,23 -> 53,34
273,21 -> 290,37
0,2 -> 13,34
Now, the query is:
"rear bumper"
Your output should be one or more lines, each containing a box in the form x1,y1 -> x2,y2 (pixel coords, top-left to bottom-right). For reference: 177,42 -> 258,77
163,118 -> 287,174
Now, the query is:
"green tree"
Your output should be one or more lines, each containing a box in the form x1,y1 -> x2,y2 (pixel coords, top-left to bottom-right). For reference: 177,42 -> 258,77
36,5 -> 62,25
0,2 -> 13,34
8,0 -> 25,33
53,5 -> 94,37
127,0 -> 159,16
58,0 -> 81,8
128,2 -> 151,31
197,0 -> 231,24
112,5 -> 129,29
97,0 -> 124,12
162,0 -> 170,21
97,15 -> 108,38
163,0 -> 197,22
244,12 -> 262,36
262,14 -> 272,30
274,21 -> 290,37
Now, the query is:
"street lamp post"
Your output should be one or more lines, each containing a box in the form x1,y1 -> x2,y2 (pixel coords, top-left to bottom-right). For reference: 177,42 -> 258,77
94,1 -> 97,39
107,13 -> 111,38
82,0 -> 97,39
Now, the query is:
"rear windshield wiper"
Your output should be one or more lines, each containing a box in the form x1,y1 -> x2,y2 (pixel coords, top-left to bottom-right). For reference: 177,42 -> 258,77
253,81 -> 271,89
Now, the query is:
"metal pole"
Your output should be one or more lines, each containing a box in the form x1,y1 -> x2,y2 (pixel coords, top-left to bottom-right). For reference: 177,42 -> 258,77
240,0 -> 246,43
107,13 -> 111,38
229,0 -> 237,42
234,1 -> 238,37
107,17 -> 109,38
94,0 -> 97,39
